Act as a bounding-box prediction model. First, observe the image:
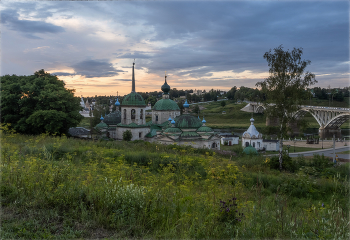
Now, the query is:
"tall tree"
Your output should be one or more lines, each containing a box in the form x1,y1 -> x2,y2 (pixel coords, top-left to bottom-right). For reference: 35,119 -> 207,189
1,69 -> 84,135
256,46 -> 317,170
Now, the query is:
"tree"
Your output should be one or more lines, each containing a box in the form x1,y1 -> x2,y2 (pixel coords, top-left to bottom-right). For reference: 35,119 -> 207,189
192,104 -> 200,114
256,46 -> 317,171
123,130 -> 132,141
221,101 -> 226,107
1,69 -> 84,135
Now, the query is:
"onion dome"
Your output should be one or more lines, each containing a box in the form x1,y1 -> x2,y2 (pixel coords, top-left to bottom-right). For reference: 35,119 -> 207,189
174,115 -> 202,129
95,121 -> 108,130
168,117 -> 172,121
103,110 -> 121,125
242,118 -> 262,139
202,117 -> 206,123
153,99 -> 180,111
122,92 -> 146,106
183,100 -> 189,108
100,115 -> 104,121
115,98 -> 120,106
243,145 -> 258,155
161,75 -> 170,94
171,119 -> 176,124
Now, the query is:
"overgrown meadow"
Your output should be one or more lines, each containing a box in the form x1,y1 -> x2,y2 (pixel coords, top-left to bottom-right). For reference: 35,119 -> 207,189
1,129 -> 349,239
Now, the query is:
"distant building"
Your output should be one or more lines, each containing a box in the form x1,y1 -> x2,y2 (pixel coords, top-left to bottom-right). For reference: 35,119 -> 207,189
219,133 -> 239,146
242,118 -> 263,150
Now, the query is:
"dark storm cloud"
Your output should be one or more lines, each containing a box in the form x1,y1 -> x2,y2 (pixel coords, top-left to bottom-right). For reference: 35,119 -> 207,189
121,1 -> 348,78
70,60 -> 125,78
1,8 -> 65,39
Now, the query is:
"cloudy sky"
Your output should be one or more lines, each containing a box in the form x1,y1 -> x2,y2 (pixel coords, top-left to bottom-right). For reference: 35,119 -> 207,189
1,0 -> 349,96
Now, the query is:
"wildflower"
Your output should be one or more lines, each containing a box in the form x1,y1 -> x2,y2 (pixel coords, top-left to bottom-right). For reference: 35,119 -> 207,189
322,203 -> 324,207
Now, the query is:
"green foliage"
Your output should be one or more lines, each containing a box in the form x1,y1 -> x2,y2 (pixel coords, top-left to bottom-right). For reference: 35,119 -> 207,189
220,100 -> 226,107
257,45 -> 317,170
1,69 -> 83,135
192,104 -> 200,114
122,130 -> 132,141
1,132 -> 349,239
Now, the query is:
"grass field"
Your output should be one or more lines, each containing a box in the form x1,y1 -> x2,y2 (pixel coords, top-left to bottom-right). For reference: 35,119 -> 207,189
1,129 -> 349,239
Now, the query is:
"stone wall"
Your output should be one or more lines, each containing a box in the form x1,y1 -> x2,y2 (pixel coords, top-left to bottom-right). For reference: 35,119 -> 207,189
242,138 -> 264,150
116,127 -> 150,141
152,110 -> 181,124
121,106 -> 146,125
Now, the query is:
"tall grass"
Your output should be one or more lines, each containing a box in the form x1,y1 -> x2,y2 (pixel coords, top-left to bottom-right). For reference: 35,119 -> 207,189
1,130 -> 349,239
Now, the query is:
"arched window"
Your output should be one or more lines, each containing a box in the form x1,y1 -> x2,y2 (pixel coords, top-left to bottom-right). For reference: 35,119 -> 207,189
253,142 -> 255,147
245,142 -> 249,147
123,109 -> 126,119
140,109 -> 143,119
156,115 -> 158,122
131,109 -> 136,119
212,142 -> 216,148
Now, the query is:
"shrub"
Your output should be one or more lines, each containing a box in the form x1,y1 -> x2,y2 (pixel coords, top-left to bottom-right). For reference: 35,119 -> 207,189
122,130 -> 132,141
269,153 -> 297,172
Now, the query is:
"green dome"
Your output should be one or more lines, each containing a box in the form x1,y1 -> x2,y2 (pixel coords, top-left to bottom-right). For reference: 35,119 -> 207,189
174,115 -> 202,129
95,121 -> 108,130
243,145 -> 258,155
153,99 -> 180,111
164,127 -> 182,133
197,126 -> 213,132
104,110 -> 121,125
161,80 -> 170,94
122,92 -> 146,106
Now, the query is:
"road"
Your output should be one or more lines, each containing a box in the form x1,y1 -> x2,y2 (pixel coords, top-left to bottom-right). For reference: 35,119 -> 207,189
288,146 -> 350,159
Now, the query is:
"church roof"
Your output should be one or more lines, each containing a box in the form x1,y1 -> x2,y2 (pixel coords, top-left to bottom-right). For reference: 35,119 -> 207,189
153,98 -> 180,111
103,110 -> 121,125
164,127 -> 182,133
122,92 -> 146,106
242,118 -> 262,138
180,131 -> 201,138
117,122 -> 149,128
95,121 -> 108,130
197,126 -> 213,132
174,115 -> 202,129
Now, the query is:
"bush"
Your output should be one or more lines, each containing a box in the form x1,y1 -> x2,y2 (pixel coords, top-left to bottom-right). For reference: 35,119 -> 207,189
269,153 -> 297,172
122,130 -> 132,141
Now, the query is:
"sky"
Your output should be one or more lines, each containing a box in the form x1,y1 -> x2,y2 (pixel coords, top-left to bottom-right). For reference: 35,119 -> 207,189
1,0 -> 349,97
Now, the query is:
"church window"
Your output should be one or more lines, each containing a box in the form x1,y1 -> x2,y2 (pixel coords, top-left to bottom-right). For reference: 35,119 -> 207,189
156,115 -> 158,121
140,109 -> 143,119
245,142 -> 249,147
131,109 -> 136,119
139,132 -> 142,138
253,142 -> 255,147
123,109 -> 126,119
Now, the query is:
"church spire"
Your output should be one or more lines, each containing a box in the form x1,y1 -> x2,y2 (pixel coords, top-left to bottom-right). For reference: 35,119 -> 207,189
132,60 -> 135,92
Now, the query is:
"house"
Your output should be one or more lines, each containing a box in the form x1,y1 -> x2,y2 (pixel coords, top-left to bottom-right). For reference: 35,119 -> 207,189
220,133 -> 239,145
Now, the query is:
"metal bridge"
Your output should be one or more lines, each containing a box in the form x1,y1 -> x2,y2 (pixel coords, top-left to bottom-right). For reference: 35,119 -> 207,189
241,102 -> 350,138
